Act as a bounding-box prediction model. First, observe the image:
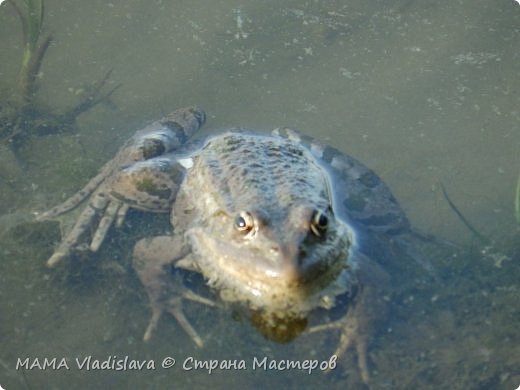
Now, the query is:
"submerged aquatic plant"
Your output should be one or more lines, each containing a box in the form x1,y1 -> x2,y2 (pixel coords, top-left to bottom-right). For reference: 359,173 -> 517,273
8,0 -> 50,107
0,0 -> 120,151
515,175 -> 520,224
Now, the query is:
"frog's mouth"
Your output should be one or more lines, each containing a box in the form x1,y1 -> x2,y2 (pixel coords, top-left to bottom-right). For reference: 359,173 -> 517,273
187,226 -> 351,315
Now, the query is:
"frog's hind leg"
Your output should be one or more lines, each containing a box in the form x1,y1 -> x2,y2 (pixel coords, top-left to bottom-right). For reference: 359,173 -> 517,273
40,107 -> 206,266
36,157 -> 118,220
38,107 -> 205,221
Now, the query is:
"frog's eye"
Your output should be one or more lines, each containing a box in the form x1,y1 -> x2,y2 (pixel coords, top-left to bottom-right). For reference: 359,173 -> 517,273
310,209 -> 328,237
234,211 -> 254,233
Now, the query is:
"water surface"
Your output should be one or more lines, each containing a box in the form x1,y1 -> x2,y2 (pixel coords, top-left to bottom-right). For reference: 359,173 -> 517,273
0,1 -> 518,388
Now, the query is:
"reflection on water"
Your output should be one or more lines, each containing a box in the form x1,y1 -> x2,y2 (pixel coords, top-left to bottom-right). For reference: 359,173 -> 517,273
0,0 -> 518,388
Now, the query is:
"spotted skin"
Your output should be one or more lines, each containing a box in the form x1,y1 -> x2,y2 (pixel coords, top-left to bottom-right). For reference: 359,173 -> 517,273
38,106 -> 205,266
41,108 -> 426,384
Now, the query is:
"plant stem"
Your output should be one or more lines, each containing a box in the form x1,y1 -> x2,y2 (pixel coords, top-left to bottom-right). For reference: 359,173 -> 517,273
9,0 -> 46,107
515,175 -> 520,224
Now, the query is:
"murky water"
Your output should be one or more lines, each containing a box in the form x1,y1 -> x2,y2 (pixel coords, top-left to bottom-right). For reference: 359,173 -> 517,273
0,0 -> 518,389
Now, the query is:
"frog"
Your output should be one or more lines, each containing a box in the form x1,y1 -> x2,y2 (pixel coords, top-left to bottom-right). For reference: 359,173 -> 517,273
38,106 -> 420,383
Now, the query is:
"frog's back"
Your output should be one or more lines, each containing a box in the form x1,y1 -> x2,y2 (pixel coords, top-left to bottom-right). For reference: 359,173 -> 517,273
190,131 -> 331,215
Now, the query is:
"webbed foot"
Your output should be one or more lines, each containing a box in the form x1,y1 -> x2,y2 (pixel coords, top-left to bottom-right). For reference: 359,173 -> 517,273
308,259 -> 388,384
143,288 -> 215,347
134,235 -> 215,347
308,298 -> 371,382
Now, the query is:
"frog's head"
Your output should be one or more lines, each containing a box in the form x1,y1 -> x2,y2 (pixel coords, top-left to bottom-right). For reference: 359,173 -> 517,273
188,200 -> 355,317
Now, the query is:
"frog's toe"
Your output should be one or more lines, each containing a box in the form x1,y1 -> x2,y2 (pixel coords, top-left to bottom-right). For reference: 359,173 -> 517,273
46,192 -> 107,267
140,297 -> 204,347
47,250 -> 70,268
115,203 -> 129,227
166,296 -> 204,348
90,199 -> 123,251
143,306 -> 163,342
308,313 -> 370,383
334,319 -> 369,384
181,288 -> 216,307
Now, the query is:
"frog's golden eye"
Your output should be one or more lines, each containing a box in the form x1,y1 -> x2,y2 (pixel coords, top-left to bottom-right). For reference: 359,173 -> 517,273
310,209 -> 328,237
234,211 -> 254,233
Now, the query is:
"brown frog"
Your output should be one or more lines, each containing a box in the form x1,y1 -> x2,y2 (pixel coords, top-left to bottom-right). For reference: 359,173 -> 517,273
39,107 -> 421,383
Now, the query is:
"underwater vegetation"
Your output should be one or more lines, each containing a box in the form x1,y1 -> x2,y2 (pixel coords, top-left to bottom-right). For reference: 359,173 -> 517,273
515,175 -> 520,224
0,0 -> 120,152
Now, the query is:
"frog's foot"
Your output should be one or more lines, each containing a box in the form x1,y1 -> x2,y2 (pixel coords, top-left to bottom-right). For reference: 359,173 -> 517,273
308,271 -> 384,384
46,192 -> 128,267
308,309 -> 370,383
46,157 -> 187,267
143,289 -> 215,347
134,235 -> 215,347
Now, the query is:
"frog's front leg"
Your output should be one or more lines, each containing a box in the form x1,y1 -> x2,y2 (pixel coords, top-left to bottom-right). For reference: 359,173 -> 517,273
41,107 -> 205,267
133,235 -> 215,347
309,286 -> 377,383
